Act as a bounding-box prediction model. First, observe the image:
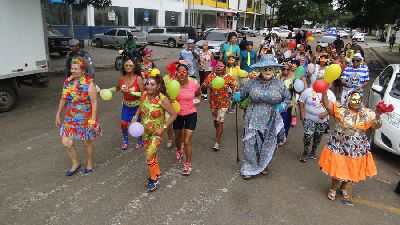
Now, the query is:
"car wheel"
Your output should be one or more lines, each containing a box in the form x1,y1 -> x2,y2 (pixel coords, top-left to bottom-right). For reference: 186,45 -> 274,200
177,44 -> 184,48
58,52 -> 68,57
148,42 -> 154,45
95,39 -> 103,48
262,33 -> 266,37
167,39 -> 176,48
369,129 -> 378,151
0,85 -> 16,113
251,33 -> 256,37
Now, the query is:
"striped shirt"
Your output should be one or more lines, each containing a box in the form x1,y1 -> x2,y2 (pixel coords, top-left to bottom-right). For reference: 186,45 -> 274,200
341,65 -> 369,93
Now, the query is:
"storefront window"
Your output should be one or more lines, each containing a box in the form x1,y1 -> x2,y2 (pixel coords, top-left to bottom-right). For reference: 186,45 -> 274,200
134,8 -> 158,27
94,6 -> 128,26
165,11 -> 180,27
44,2 -> 87,25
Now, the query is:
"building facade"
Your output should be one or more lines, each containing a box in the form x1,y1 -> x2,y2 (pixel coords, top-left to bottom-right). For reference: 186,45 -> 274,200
44,0 -> 270,38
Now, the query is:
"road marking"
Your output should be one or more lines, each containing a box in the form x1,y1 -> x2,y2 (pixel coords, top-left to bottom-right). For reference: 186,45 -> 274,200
162,172 -> 239,225
352,198 -> 400,216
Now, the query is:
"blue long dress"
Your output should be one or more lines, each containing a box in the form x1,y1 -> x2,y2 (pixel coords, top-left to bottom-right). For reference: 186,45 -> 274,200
239,77 -> 291,176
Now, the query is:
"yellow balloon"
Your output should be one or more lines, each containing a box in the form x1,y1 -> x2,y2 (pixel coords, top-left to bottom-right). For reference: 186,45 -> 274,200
150,68 -> 160,77
172,100 -> 181,113
99,89 -> 112,101
324,64 -> 342,83
238,70 -> 248,78
307,36 -> 315,43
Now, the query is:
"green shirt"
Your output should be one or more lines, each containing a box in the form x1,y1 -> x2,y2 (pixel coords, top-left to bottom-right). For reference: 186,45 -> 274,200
123,38 -> 136,49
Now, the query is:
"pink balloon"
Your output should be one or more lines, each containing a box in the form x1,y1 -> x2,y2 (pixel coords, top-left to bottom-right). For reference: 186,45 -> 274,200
312,80 -> 329,93
128,122 -> 144,137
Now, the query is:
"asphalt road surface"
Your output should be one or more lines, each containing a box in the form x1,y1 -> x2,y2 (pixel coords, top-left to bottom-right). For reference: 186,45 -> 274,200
0,38 -> 399,225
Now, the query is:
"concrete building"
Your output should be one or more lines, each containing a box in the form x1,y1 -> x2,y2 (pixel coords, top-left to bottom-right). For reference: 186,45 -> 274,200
184,0 -> 271,30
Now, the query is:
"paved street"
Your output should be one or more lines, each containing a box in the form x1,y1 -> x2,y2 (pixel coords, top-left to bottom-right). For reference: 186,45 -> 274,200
1,38 -> 399,225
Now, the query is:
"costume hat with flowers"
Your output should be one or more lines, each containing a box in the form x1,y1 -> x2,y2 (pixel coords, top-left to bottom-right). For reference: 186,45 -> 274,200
250,55 -> 283,68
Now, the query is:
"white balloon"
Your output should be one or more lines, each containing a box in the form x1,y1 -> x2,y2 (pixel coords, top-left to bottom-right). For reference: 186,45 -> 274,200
307,63 -> 315,74
284,50 -> 292,59
294,79 -> 305,92
310,75 -> 317,84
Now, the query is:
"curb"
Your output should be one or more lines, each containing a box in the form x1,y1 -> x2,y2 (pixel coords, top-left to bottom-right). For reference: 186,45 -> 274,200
370,47 -> 388,66
47,56 -> 169,76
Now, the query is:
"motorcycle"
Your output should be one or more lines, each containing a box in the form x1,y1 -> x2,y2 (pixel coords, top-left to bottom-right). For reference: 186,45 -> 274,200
114,44 -> 147,70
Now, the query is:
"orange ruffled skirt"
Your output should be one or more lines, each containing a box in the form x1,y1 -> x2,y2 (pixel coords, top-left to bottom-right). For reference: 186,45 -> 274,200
319,146 -> 377,183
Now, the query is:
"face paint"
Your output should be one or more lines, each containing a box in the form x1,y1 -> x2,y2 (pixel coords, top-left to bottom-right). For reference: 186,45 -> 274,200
145,79 -> 158,94
349,92 -> 362,110
228,58 -> 235,65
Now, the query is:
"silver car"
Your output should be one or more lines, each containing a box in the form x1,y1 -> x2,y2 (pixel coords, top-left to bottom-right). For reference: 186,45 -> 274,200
93,28 -> 147,48
196,29 -> 239,59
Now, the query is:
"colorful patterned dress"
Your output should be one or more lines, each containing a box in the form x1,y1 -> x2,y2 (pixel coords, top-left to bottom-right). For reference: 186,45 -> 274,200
139,93 -> 167,155
60,76 -> 101,140
239,78 -> 291,176
319,103 -> 377,182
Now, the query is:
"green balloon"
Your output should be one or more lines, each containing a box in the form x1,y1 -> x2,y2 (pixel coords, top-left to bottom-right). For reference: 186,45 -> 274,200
295,66 -> 305,79
211,77 -> 225,89
166,80 -> 180,100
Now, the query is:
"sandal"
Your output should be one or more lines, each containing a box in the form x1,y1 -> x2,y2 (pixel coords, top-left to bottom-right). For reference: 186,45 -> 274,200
261,168 -> 269,175
327,189 -> 336,201
341,189 -> 350,199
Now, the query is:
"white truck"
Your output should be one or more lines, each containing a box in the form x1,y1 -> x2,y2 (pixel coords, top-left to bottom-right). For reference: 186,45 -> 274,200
0,0 -> 49,112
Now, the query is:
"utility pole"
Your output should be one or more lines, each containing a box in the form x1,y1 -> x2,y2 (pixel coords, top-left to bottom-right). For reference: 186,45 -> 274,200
188,0 -> 191,26
68,3 -> 74,38
252,0 -> 256,30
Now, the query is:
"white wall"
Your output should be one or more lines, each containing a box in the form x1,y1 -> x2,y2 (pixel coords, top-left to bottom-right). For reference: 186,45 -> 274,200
238,0 -> 247,11
229,0 -> 239,10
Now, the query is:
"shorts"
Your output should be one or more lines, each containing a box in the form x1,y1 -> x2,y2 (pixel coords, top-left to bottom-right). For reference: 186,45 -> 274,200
173,112 -> 197,130
121,104 -> 139,122
211,108 -> 228,122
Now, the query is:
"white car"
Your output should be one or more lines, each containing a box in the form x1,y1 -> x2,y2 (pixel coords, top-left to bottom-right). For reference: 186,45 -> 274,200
313,28 -> 322,34
338,30 -> 349,39
369,64 -> 400,155
317,35 -> 336,48
353,32 -> 365,42
277,29 -> 291,39
239,27 -> 257,37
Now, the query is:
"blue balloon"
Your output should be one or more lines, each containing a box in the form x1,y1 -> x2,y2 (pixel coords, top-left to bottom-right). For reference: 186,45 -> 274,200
310,75 -> 317,84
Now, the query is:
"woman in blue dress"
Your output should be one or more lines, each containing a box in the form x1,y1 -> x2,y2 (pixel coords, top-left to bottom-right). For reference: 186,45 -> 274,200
233,55 -> 291,179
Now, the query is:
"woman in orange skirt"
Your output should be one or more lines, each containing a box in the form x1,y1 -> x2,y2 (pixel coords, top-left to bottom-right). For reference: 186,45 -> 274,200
319,91 -> 382,200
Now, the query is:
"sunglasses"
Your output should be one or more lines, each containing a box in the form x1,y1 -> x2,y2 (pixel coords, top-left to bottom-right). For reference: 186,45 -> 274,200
350,99 -> 362,104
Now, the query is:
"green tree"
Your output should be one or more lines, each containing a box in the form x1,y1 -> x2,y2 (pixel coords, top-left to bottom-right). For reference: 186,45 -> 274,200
337,0 -> 400,28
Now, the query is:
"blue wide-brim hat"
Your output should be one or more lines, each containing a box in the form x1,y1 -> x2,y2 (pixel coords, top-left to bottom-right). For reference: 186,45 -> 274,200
250,54 -> 283,68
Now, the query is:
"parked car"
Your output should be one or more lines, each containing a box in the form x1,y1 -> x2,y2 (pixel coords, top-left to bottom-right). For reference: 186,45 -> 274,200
277,29 -> 291,39
48,27 -> 76,56
167,26 -> 199,42
93,28 -> 147,49
317,35 -> 336,47
146,27 -> 188,48
338,30 -> 349,39
195,29 -> 239,59
368,64 -> 400,155
239,27 -> 257,37
260,28 -> 271,37
353,32 -> 366,42
313,28 -> 322,34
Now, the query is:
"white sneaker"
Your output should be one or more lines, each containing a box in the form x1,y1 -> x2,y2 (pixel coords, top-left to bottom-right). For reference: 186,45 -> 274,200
212,143 -> 220,151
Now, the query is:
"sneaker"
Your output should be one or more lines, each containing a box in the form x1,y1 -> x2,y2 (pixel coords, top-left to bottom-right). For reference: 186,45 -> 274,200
291,117 -> 297,127
202,94 -> 208,101
309,152 -> 317,160
228,108 -> 236,113
299,153 -> 308,162
212,143 -> 220,151
175,148 -> 183,163
182,162 -> 192,176
121,143 -> 128,151
147,174 -> 161,183
147,179 -> 158,192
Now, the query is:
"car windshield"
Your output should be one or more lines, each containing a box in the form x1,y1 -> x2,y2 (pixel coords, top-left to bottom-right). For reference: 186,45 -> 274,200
321,36 -> 335,43
206,32 -> 227,41
390,73 -> 400,99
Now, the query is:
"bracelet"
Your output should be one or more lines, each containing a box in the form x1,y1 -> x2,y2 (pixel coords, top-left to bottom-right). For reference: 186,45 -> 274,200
88,119 -> 97,125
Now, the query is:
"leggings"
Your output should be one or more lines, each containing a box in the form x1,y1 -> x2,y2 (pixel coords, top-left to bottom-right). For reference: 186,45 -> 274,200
303,119 -> 328,154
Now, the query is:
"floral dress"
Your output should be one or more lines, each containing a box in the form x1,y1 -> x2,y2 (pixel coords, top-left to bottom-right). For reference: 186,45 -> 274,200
319,102 -> 377,182
239,78 -> 291,176
203,73 -> 235,109
139,93 -> 167,155
60,76 -> 101,140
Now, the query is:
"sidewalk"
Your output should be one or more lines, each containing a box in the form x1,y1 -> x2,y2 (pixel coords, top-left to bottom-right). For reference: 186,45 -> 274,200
371,46 -> 400,65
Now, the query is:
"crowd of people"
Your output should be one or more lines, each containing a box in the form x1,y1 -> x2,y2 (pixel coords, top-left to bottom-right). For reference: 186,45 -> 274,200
56,35 -> 398,196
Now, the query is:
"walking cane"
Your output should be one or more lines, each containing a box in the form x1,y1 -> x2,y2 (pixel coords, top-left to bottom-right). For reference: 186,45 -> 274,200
235,104 -> 239,162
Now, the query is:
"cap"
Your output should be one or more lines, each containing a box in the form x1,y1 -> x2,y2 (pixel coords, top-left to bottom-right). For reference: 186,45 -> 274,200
68,39 -> 80,46
352,53 -> 364,61
246,41 -> 253,46
187,39 -> 195,44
